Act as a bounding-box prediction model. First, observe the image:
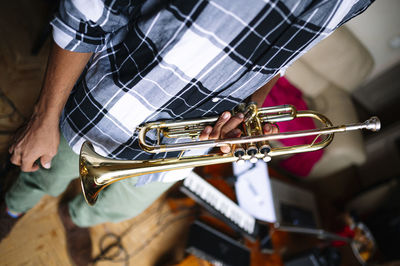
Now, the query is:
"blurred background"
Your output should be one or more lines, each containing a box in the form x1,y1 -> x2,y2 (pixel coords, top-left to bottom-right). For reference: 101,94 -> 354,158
0,0 -> 399,265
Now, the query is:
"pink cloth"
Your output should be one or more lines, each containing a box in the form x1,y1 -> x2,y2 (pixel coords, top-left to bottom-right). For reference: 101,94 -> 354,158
262,77 -> 323,177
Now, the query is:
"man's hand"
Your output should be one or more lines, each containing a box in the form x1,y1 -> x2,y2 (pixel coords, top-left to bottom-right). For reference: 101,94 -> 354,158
198,111 -> 278,153
9,112 -> 60,172
199,74 -> 280,153
8,42 -> 92,172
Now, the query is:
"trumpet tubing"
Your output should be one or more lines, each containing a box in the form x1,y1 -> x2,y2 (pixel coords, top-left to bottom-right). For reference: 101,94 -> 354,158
80,103 -> 381,205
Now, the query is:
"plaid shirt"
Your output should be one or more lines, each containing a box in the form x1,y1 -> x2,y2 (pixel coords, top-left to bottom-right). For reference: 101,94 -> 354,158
51,0 -> 372,184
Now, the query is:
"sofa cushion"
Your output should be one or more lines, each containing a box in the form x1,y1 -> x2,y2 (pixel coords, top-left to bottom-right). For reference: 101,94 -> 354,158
297,26 -> 374,93
285,59 -> 330,98
309,85 -> 367,178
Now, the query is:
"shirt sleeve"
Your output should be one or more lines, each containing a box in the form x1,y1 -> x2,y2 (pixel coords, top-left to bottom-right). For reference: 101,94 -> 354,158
335,0 -> 375,29
50,0 -> 135,53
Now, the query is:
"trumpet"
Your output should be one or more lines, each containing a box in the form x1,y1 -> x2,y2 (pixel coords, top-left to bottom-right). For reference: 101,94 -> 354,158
79,103 -> 380,205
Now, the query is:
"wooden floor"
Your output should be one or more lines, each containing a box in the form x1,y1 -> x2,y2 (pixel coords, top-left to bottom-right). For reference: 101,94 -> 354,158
0,185 -> 194,266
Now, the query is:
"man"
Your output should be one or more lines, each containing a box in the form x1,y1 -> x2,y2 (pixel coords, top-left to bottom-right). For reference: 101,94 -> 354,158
1,0 -> 373,265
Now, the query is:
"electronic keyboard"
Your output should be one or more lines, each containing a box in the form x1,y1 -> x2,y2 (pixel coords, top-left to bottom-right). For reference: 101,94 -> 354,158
181,171 -> 258,239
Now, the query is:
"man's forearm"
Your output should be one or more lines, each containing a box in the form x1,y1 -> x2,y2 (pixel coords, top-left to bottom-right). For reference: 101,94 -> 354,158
250,74 -> 280,107
9,42 -> 93,172
36,42 -> 93,122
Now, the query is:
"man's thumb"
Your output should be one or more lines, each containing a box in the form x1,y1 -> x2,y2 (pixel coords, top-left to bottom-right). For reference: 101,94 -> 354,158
40,156 -> 53,169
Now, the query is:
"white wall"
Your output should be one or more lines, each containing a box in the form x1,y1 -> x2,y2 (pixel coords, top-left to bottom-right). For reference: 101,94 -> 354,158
346,0 -> 400,81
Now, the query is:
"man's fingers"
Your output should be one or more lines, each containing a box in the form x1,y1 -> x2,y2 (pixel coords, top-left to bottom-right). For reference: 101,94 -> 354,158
199,126 -> 212,141
209,112 -> 231,139
220,113 -> 244,138
200,112 -> 243,141
220,146 -> 231,154
263,123 -> 279,134
8,144 -> 15,154
10,152 -> 22,166
200,118 -> 278,155
220,128 -> 242,153
21,163 -> 40,173
11,147 -> 47,172
224,128 -> 242,139
20,156 -> 40,172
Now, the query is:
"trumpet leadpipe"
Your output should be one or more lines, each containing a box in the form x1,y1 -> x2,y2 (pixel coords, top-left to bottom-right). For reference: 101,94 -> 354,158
138,116 -> 380,154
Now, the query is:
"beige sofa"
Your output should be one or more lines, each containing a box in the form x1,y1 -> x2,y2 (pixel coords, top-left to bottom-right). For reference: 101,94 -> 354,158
284,26 -> 374,178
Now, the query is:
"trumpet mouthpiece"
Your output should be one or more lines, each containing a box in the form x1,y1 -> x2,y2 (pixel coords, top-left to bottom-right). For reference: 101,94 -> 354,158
365,116 -> 381,132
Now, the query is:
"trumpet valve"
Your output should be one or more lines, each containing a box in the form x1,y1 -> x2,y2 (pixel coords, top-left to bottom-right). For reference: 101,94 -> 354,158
237,156 -> 245,165
259,144 -> 271,154
246,146 -> 259,164
234,148 -> 246,165
259,144 -> 272,162
263,155 -> 271,162
250,156 -> 258,164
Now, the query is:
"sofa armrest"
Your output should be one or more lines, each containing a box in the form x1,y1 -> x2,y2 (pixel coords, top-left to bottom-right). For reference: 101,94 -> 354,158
296,26 -> 374,93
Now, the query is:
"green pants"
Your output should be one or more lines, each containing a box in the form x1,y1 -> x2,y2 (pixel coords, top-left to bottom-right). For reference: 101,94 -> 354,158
5,134 -> 175,227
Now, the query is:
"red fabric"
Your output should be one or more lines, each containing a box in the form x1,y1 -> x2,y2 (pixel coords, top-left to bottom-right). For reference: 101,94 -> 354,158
332,225 -> 355,247
262,77 -> 324,177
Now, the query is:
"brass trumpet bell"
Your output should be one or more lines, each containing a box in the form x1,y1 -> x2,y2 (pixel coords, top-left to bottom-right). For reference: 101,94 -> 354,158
80,103 -> 380,205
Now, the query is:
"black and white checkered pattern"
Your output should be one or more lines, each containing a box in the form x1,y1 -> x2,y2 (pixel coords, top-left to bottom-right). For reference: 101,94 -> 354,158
51,0 -> 373,184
